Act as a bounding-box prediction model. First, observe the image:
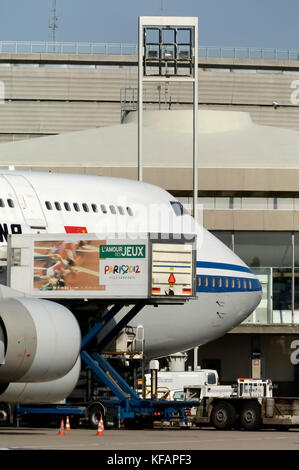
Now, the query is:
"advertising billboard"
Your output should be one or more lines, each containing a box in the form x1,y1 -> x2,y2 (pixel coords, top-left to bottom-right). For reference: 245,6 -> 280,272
32,237 -> 148,297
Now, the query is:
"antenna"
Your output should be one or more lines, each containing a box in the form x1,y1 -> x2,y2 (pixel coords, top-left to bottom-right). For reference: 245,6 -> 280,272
49,0 -> 58,43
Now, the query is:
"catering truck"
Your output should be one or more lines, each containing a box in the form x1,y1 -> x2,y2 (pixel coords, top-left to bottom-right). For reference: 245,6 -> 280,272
1,232 -> 199,429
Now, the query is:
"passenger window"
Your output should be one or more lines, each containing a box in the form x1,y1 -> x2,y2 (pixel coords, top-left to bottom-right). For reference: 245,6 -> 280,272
249,280 -> 252,290
218,278 -> 222,288
91,204 -> 98,213
117,206 -> 125,215
82,203 -> 89,212
231,279 -> 235,289
237,279 -> 241,289
45,201 -> 52,210
126,207 -> 134,216
109,205 -> 116,215
64,202 -> 71,211
243,279 -> 247,289
212,277 -> 215,288
0,199 -> 4,208
73,203 -> 80,212
54,202 -> 61,211
101,204 -> 107,214
204,277 -> 208,287
7,199 -> 14,208
225,278 -> 229,289
197,276 -> 201,287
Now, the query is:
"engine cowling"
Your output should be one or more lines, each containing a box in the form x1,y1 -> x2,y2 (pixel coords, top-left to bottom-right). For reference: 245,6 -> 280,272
0,357 -> 81,404
0,297 -> 81,383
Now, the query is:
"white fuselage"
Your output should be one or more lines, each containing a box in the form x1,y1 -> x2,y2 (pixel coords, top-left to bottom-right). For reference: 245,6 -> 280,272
0,170 -> 262,358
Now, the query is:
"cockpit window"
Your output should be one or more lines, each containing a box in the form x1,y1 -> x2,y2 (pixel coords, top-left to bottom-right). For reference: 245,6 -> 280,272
170,201 -> 188,216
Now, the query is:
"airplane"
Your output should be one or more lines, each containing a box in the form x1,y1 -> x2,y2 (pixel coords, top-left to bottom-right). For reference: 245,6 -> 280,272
0,169 -> 262,404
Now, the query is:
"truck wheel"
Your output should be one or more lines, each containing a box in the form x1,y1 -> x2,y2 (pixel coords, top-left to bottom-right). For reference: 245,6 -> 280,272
240,401 -> 261,431
87,404 -> 104,429
211,401 -> 236,430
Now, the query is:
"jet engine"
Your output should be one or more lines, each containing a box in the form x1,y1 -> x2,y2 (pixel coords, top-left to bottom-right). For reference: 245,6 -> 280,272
0,296 -> 81,383
0,356 -> 81,404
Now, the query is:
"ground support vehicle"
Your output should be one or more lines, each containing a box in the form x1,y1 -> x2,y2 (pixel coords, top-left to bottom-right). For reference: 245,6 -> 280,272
142,369 -> 219,401
188,379 -> 299,431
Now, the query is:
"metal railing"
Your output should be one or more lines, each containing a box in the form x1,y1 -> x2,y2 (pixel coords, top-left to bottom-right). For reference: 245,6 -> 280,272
198,46 -> 299,61
0,41 -> 299,61
0,41 -> 138,55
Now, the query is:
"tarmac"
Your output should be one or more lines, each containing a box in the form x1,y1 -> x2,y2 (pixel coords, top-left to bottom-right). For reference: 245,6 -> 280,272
1,425 -> 299,451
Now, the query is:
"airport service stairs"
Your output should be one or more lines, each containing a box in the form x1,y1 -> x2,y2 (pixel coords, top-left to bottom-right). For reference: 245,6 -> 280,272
80,303 -> 146,405
80,303 -> 195,425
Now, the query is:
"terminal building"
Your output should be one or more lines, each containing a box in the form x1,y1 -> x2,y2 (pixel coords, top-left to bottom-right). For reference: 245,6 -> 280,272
0,42 -> 299,395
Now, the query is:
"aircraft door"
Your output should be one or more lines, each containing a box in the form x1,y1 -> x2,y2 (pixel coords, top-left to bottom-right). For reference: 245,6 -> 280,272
4,175 -> 47,230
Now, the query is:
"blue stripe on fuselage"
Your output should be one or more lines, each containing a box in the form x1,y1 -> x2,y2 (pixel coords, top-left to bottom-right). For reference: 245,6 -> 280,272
196,261 -> 261,293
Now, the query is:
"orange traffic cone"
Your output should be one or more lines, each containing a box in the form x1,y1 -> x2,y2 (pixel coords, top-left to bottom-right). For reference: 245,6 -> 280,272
58,419 -> 65,436
96,417 -> 104,436
65,416 -> 71,431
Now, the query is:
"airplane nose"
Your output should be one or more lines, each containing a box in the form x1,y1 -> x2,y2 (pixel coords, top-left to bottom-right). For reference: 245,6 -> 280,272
235,269 -> 263,326
251,272 -> 263,307
250,275 -> 263,309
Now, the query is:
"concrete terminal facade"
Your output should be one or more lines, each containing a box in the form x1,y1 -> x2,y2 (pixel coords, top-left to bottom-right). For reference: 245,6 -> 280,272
1,50 -> 299,142
0,47 -> 299,394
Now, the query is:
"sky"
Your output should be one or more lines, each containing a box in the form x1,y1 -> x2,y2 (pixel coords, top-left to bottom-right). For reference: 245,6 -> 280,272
0,0 -> 299,49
